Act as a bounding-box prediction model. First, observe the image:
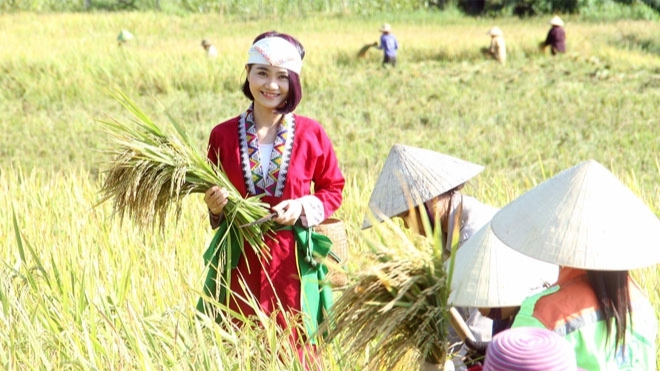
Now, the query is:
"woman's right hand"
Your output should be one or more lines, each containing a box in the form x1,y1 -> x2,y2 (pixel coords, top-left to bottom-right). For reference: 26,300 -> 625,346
204,186 -> 229,216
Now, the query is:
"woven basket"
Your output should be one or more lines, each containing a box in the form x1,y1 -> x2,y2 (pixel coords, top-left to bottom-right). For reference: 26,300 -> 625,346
313,218 -> 348,263
313,218 -> 349,288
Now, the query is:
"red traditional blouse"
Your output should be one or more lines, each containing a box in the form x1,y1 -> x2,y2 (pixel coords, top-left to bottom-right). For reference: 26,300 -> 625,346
206,110 -> 345,339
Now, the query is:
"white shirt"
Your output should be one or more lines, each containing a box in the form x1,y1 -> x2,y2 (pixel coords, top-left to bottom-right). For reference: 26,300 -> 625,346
206,45 -> 218,58
259,143 -> 273,179
460,195 -> 499,245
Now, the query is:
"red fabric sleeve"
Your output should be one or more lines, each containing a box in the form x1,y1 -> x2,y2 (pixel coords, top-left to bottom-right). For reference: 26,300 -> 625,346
290,115 -> 344,219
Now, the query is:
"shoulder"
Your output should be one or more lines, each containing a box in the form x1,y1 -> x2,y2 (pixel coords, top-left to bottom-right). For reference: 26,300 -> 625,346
460,196 -> 499,241
513,285 -> 560,329
539,274 -> 593,304
293,114 -> 327,135
531,276 -> 599,331
292,114 -> 337,150
462,196 -> 499,220
210,116 -> 240,136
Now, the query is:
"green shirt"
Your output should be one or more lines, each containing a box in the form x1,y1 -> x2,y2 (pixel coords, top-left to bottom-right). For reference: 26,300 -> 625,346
512,268 -> 657,371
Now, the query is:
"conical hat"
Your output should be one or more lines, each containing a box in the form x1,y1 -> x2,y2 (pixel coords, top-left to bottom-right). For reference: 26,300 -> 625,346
549,15 -> 564,26
449,223 -> 558,308
491,159 -> 660,270
487,27 -> 503,37
363,144 -> 484,229
117,29 -> 134,42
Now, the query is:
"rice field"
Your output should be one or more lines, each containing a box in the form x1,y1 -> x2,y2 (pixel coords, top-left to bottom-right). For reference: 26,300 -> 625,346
1,10 -> 660,370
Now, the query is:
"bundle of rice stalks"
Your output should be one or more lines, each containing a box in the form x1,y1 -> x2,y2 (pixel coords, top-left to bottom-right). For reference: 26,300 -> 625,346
357,42 -> 378,58
96,89 -> 273,254
325,213 -> 453,370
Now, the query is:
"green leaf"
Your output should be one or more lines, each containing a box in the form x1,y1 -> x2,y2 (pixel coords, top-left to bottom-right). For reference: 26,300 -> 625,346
11,207 -> 25,262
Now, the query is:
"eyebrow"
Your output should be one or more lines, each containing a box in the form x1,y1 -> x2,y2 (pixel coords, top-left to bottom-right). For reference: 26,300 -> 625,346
253,65 -> 289,74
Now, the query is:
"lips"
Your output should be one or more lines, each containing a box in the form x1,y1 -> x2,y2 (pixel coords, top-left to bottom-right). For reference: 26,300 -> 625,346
261,91 -> 280,99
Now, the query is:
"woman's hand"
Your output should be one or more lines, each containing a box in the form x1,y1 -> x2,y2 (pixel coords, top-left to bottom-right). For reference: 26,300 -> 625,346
271,199 -> 303,226
204,186 -> 229,216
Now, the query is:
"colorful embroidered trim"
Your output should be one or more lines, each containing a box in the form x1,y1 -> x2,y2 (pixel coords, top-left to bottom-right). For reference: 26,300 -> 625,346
238,105 -> 295,197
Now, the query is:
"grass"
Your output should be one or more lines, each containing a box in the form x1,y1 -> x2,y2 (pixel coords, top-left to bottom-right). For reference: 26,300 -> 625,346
1,10 -> 660,370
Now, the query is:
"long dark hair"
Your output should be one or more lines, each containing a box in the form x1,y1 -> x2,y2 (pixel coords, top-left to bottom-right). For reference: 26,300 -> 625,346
242,31 -> 305,114
587,270 -> 632,351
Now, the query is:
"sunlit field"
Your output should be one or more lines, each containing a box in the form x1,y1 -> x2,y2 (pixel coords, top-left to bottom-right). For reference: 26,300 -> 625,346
1,10 -> 660,370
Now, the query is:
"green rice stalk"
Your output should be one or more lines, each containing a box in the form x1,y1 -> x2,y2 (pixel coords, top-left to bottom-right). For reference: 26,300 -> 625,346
96,89 -> 273,255
443,196 -> 463,299
325,212 -> 452,370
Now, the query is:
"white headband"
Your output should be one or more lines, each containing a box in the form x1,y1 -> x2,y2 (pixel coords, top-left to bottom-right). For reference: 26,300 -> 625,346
247,36 -> 302,74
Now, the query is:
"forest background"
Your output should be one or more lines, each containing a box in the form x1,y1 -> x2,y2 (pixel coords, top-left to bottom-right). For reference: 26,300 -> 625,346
1,0 -> 660,369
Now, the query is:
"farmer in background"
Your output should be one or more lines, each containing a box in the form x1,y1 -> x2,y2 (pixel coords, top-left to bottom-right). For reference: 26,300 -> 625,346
199,30 -> 345,369
362,144 -> 498,370
482,27 -> 506,64
201,39 -> 218,58
540,16 -> 566,55
117,29 -> 133,46
376,23 -> 399,67
490,160 -> 659,370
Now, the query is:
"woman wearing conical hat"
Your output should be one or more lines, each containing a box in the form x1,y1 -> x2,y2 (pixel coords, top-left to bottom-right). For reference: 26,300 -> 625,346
490,160 -> 659,370
363,144 -> 500,369
117,29 -> 134,47
448,221 -> 559,361
363,144 -> 498,246
376,23 -> 399,68
483,27 -> 506,64
540,15 -> 566,55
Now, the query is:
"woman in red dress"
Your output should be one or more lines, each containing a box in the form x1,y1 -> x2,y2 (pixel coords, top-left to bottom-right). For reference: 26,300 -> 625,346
198,31 -> 345,366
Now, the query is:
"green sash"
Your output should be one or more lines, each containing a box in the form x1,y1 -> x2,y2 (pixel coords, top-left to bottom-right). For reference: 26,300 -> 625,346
196,221 -> 334,343
196,219 -> 242,318
286,224 -> 334,343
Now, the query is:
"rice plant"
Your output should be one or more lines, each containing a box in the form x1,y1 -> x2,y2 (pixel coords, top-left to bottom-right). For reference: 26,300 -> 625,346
325,211 -> 454,370
96,89 -> 274,256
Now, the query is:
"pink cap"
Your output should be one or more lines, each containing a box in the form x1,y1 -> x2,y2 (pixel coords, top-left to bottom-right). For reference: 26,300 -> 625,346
483,327 -> 586,371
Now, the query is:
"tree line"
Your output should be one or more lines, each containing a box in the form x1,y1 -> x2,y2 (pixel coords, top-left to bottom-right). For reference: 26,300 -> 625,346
1,0 -> 658,17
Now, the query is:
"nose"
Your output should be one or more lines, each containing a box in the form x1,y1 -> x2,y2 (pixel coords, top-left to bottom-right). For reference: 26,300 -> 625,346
265,77 -> 279,89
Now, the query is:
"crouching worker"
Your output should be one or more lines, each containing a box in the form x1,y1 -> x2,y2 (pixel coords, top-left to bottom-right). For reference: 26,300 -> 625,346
449,222 -> 558,368
481,27 -> 506,64
363,144 -> 499,370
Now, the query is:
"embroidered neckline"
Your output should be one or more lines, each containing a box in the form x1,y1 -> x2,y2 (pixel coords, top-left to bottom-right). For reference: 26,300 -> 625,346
237,105 -> 295,197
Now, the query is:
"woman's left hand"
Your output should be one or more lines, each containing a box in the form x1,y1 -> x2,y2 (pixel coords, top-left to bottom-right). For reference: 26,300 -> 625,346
271,199 -> 303,226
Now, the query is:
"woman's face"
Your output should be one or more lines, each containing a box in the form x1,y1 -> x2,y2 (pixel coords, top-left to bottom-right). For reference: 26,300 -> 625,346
247,64 -> 290,111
